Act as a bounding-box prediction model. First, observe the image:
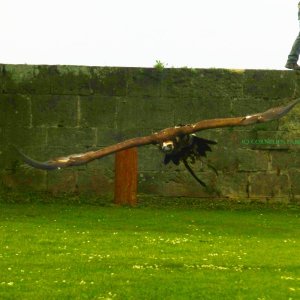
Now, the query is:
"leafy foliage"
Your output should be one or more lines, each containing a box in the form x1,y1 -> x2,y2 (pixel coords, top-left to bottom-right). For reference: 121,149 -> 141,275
154,60 -> 166,71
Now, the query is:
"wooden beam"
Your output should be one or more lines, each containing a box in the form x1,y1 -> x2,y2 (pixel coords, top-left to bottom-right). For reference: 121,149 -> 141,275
114,147 -> 138,206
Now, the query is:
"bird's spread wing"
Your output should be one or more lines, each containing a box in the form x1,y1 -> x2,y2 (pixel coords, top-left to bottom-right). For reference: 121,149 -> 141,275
15,136 -> 155,170
171,98 -> 300,136
16,98 -> 300,170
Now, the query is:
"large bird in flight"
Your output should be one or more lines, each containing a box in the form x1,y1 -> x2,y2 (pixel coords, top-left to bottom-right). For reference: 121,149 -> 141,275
16,99 -> 300,186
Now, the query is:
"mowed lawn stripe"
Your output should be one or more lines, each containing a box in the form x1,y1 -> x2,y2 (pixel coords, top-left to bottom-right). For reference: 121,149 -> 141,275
0,202 -> 299,299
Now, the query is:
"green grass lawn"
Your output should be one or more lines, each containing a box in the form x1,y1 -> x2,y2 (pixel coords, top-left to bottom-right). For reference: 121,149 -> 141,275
0,200 -> 299,300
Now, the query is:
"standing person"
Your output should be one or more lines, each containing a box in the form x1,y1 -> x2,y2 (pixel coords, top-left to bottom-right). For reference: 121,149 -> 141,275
286,2 -> 300,70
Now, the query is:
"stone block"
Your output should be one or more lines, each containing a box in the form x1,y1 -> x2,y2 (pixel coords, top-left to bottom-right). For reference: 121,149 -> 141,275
208,144 -> 270,173
138,146 -> 165,172
2,64 -> 53,94
85,153 -> 115,171
161,68 -> 244,99
270,150 -> 300,171
47,127 -> 97,149
217,171 -> 249,198
31,95 -> 78,127
79,95 -> 117,128
203,128 -> 257,150
96,127 -> 151,147
174,97 -> 232,125
237,149 -> 269,171
74,155 -> 114,196
138,170 -> 218,198
161,68 -> 195,98
2,64 -> 36,94
127,68 -> 162,97
76,169 -> 114,195
90,67 -> 128,96
289,169 -> 300,196
0,145 -> 23,171
0,64 -> 4,93
47,169 -> 78,194
0,169 -> 47,192
0,94 -> 31,128
207,146 -> 239,172
96,127 -> 121,146
250,172 -> 290,198
31,65 -> 54,94
243,70 -> 296,99
51,65 -> 93,95
290,71 -> 300,98
116,97 -> 175,130
2,127 -> 47,148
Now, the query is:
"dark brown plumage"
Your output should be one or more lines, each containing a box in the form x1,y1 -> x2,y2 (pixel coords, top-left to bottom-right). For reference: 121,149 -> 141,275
161,134 -> 217,186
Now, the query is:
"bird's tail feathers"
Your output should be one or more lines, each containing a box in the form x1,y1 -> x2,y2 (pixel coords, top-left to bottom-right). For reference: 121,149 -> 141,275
183,159 -> 207,187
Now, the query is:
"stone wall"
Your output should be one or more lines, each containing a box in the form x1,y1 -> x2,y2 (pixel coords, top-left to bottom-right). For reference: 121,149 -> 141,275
0,64 -> 300,202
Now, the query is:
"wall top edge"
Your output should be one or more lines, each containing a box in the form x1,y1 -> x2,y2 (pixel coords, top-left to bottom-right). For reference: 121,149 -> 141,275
0,63 -> 292,73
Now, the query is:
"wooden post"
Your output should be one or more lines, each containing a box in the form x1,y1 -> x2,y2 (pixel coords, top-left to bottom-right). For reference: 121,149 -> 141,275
114,148 -> 138,206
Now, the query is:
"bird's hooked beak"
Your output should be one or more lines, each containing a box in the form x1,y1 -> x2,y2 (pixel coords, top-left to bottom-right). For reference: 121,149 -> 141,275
160,140 -> 175,153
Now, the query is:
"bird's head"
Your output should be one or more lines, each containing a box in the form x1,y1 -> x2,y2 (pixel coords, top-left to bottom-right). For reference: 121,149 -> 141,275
160,140 -> 175,153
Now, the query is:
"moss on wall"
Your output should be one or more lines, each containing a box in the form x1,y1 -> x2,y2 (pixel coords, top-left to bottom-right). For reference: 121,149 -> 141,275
0,64 -> 300,202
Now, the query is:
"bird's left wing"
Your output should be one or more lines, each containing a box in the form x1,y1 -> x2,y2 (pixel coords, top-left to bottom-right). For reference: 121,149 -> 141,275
15,136 -> 155,170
